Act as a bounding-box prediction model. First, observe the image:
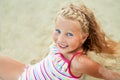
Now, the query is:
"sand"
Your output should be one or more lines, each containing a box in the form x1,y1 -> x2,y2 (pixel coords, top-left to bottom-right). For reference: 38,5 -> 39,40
0,0 -> 120,80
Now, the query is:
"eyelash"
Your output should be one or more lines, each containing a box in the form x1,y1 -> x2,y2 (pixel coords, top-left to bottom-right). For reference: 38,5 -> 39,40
67,33 -> 73,37
55,29 -> 73,37
55,29 -> 61,34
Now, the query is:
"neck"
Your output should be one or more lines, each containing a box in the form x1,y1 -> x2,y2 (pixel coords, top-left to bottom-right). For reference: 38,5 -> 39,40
71,46 -> 84,54
62,48 -> 84,61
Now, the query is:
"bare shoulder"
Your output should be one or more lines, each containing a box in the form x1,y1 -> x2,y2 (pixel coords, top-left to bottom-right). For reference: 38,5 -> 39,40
72,54 -> 104,78
74,54 -> 100,69
78,55 -> 99,67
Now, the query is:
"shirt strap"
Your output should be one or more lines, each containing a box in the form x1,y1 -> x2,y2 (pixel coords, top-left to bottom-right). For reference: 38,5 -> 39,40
68,52 -> 83,78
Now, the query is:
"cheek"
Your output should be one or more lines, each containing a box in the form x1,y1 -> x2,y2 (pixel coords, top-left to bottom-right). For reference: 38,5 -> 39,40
52,33 -> 57,42
69,38 -> 82,47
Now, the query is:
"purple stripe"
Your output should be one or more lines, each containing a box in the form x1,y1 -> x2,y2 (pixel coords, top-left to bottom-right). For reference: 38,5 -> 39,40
51,72 -> 62,80
43,61 -> 52,80
40,64 -> 46,79
47,59 -> 61,79
57,59 -> 62,63
52,61 -> 72,78
61,61 -> 65,67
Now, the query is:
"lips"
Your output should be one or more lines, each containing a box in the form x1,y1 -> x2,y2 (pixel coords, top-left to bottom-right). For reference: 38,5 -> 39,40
57,43 -> 68,49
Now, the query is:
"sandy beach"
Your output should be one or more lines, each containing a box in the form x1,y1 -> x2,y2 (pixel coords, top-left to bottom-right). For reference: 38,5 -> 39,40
0,0 -> 120,80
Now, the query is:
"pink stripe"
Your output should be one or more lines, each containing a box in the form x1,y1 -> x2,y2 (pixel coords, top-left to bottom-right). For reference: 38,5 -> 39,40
68,52 -> 82,78
19,75 -> 21,80
26,67 -> 28,80
38,62 -> 47,79
25,65 -> 30,80
61,61 -> 65,67
58,53 -> 69,63
33,69 -> 37,80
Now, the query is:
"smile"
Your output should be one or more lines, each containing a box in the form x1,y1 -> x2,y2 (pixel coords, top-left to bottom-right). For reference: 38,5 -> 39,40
57,43 -> 68,49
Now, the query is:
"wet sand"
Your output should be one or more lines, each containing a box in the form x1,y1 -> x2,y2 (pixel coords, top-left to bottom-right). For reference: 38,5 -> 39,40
0,0 -> 120,80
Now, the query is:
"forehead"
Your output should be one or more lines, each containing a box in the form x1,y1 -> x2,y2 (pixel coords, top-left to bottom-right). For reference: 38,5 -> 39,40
55,16 -> 82,32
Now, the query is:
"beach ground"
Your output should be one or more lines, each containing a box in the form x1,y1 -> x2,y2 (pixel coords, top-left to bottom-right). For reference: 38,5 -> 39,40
0,0 -> 120,80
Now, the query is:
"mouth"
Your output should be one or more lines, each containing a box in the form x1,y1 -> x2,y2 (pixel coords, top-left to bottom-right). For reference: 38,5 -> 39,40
57,43 -> 68,49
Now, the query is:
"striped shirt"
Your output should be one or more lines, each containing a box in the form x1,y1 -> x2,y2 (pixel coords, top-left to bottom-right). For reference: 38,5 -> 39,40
19,45 -> 82,80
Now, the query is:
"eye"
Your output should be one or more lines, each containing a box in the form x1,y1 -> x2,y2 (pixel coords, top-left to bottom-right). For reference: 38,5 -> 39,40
55,29 -> 61,34
67,33 -> 73,37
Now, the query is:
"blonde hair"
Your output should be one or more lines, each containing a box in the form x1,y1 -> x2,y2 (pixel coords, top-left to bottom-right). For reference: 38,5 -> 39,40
58,4 -> 117,54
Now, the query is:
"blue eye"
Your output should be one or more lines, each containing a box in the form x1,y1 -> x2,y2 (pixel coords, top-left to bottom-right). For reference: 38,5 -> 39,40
55,29 -> 61,34
67,33 -> 73,37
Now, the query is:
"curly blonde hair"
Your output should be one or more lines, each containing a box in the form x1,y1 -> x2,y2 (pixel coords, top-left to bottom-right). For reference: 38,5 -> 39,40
58,4 -> 117,54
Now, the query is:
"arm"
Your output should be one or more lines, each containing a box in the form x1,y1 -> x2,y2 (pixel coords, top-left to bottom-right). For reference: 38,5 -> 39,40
99,66 -> 120,80
0,55 -> 25,80
77,55 -> 120,80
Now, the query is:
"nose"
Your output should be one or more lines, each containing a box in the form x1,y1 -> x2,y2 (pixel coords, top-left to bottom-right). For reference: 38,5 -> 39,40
57,34 -> 65,43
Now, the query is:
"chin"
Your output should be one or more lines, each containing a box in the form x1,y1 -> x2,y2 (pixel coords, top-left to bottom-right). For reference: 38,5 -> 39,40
59,49 -> 71,54
58,49 -> 66,53
57,46 -> 73,53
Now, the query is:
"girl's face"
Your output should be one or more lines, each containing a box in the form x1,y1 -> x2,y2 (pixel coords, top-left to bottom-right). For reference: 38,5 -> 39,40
53,16 -> 88,54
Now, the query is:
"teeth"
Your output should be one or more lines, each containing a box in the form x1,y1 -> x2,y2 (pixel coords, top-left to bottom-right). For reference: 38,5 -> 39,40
57,43 -> 68,48
60,44 -> 65,47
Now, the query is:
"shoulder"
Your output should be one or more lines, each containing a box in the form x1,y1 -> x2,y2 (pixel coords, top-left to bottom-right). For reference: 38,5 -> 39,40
77,55 -> 99,67
72,54 -> 120,79
72,54 -> 102,75
73,54 -> 99,67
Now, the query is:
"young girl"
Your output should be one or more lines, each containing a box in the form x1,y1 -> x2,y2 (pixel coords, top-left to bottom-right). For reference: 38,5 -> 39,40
0,3 -> 120,80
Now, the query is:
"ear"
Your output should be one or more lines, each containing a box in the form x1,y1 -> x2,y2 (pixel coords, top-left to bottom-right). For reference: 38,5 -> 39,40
82,33 -> 89,44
